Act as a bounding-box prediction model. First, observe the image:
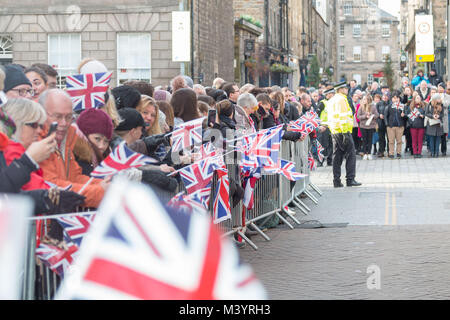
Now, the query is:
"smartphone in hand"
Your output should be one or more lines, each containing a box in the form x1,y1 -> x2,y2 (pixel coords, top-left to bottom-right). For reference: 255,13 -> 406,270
47,122 -> 58,138
208,109 -> 216,126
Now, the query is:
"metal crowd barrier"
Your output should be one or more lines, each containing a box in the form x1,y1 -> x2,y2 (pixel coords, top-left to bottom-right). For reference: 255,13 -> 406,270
21,136 -> 326,299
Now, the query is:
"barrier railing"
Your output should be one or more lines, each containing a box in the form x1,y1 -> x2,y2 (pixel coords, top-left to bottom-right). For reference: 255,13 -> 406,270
21,136 -> 325,299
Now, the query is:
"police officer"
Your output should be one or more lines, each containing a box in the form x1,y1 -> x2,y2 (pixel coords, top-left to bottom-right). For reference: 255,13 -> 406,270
319,81 -> 362,188
316,86 -> 335,166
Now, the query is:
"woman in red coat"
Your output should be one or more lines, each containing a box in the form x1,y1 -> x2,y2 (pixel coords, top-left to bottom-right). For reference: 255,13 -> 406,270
2,98 -> 50,190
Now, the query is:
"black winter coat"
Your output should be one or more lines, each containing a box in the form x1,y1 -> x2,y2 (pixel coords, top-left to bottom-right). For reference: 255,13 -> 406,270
0,151 -> 54,215
405,105 -> 425,129
384,103 -> 407,128
376,101 -> 390,129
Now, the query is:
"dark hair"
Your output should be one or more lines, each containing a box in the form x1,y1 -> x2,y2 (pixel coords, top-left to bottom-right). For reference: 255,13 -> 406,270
222,82 -> 238,98
216,99 -> 234,118
249,87 -> 268,97
197,94 -> 215,107
156,101 -> 174,128
31,63 -> 58,77
24,66 -> 48,84
123,80 -> 154,98
170,88 -> 199,122
197,101 -> 209,115
208,89 -> 228,102
256,93 -> 272,105
391,90 -> 401,98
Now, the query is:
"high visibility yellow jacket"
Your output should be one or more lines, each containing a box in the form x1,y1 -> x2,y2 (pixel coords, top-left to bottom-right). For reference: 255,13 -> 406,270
320,93 -> 353,134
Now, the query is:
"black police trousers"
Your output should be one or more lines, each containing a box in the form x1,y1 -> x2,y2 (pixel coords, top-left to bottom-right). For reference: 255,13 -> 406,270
332,132 -> 356,184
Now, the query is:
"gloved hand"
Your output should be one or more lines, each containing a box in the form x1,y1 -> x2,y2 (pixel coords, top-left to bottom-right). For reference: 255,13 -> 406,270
143,134 -> 171,154
47,188 -> 86,213
141,169 -> 178,192
114,167 -> 143,182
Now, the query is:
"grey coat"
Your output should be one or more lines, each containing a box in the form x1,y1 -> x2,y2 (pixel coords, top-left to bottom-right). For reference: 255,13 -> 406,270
425,104 -> 445,136
442,93 -> 450,134
357,103 -> 379,130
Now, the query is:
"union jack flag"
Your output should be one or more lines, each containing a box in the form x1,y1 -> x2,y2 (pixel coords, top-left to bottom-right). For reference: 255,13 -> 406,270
308,152 -> 316,171
316,140 -> 325,163
213,167 -> 231,224
179,156 -> 221,195
408,109 -> 420,121
290,111 -> 321,136
66,72 -> 112,112
171,117 -> 205,153
264,160 -> 307,181
239,125 -> 283,171
242,167 -> 261,210
57,214 -> 96,247
36,242 -> 79,278
167,191 -> 208,216
55,179 -> 267,300
91,141 -> 157,178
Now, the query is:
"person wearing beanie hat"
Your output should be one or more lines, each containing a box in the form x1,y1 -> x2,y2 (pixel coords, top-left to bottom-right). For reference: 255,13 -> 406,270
153,89 -> 172,103
111,85 -> 142,110
3,64 -> 33,100
74,108 -> 114,176
77,58 -> 108,75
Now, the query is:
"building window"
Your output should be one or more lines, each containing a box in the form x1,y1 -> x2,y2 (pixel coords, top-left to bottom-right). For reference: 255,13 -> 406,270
339,46 -> 345,62
0,35 -> 13,66
340,24 -> 345,37
48,34 -> 81,88
353,46 -> 361,62
382,46 -> 390,62
353,24 -> 361,37
353,74 -> 361,85
117,33 -> 151,86
343,1 -> 352,15
382,24 -> 390,37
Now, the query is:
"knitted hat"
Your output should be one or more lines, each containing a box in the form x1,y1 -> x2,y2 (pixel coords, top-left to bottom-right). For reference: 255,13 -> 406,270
116,108 -> 145,131
183,76 -> 194,89
3,64 -> 32,93
76,108 -> 114,140
0,107 -> 16,138
112,85 -> 142,110
79,60 -> 108,74
154,90 -> 172,103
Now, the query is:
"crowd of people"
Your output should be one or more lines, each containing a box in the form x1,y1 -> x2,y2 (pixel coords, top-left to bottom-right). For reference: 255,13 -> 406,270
1,58 -> 449,241
344,68 -> 450,161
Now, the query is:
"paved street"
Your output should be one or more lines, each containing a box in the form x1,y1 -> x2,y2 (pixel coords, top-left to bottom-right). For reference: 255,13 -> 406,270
240,144 -> 450,299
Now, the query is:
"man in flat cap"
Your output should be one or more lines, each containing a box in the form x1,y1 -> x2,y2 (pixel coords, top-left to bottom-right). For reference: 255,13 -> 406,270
319,82 -> 362,188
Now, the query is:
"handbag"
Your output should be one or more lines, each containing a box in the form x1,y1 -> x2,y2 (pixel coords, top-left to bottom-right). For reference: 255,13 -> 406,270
428,118 -> 441,126
365,114 -> 375,126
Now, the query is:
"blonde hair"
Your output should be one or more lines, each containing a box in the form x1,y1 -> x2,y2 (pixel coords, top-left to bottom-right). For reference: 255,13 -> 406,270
137,95 -> 161,135
101,89 -> 121,128
0,67 -> 5,92
361,94 -> 373,113
2,98 -> 46,143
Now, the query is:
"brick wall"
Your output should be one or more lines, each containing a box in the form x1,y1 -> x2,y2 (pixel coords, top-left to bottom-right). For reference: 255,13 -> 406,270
192,0 -> 235,85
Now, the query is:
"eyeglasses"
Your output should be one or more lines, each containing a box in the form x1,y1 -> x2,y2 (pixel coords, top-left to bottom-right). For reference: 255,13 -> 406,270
25,122 -> 44,130
47,113 -> 74,122
10,88 -> 34,97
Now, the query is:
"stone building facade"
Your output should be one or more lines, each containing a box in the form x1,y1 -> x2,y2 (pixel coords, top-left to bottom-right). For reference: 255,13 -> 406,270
336,0 -> 400,88
233,0 -> 337,89
401,0 -> 448,79
0,0 -> 234,88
